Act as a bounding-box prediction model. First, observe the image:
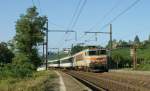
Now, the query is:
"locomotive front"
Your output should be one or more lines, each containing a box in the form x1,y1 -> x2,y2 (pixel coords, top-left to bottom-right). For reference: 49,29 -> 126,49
87,49 -> 108,72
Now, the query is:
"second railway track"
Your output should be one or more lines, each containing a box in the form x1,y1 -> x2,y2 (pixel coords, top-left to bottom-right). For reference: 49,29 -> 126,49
64,70 -> 150,91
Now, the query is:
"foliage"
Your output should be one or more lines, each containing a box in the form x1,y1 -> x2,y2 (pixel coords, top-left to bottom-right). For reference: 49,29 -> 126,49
136,64 -> 150,71
136,44 -> 150,62
111,48 -> 131,68
112,53 -> 123,68
0,71 -> 58,91
0,42 -> 14,66
110,41 -> 150,70
14,6 -> 47,68
71,44 -> 85,55
0,64 -> 33,79
118,40 -> 129,47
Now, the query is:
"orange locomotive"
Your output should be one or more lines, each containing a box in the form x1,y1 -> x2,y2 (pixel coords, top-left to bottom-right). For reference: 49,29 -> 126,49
73,48 -> 108,72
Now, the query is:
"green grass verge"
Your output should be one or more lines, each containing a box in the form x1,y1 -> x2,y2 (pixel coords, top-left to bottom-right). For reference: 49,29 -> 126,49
0,70 -> 58,91
136,64 -> 150,71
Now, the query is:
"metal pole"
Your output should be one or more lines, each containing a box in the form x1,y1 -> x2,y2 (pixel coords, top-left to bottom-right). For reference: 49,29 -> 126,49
109,24 -> 112,69
133,47 -> 135,69
135,48 -> 137,69
71,44 -> 74,55
58,48 -> 60,68
133,46 -> 137,70
43,42 -> 45,65
46,19 -> 48,70
75,32 -> 77,41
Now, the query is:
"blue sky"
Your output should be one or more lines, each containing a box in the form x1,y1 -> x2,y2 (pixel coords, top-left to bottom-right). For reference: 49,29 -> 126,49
0,0 -> 150,50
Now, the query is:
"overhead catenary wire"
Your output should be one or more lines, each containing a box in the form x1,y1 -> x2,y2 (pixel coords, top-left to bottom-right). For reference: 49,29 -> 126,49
55,0 -> 82,49
87,0 -> 121,32
57,0 -> 82,47
31,0 -> 35,6
57,0 -> 140,50
80,0 -> 121,39
37,0 -> 42,14
70,0 -> 87,30
78,0 -> 121,41
64,0 -> 87,42
99,0 -> 141,32
67,0 -> 82,30
57,0 -> 87,49
81,0 -> 141,43
65,0 -> 87,48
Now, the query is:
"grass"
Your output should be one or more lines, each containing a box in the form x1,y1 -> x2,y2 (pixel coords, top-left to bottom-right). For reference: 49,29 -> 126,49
136,64 -> 150,71
0,70 -> 59,91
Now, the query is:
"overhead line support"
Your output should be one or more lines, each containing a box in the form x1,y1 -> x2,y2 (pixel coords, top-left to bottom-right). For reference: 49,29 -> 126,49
46,19 -> 48,70
85,31 -> 110,34
48,30 -> 77,41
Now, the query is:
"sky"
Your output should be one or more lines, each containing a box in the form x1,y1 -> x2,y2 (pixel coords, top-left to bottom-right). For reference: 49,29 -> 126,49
0,0 -> 150,51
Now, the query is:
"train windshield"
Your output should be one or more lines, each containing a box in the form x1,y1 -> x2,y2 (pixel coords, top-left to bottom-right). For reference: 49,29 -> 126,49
89,51 -> 97,55
88,50 -> 106,56
99,50 -> 106,55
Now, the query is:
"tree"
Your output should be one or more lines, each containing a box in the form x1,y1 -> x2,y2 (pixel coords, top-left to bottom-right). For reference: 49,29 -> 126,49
71,45 -> 85,55
118,40 -> 129,47
14,6 -> 47,68
7,38 -> 17,53
0,42 -> 14,66
134,35 -> 140,44
112,53 -> 123,69
106,39 -> 117,49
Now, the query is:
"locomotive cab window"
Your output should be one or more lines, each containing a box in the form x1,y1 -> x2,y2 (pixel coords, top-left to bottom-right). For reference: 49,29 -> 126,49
88,51 -> 97,56
98,50 -> 106,55
88,50 -> 106,56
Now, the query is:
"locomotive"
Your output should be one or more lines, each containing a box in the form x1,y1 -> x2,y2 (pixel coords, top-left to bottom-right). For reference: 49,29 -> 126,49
48,48 -> 108,72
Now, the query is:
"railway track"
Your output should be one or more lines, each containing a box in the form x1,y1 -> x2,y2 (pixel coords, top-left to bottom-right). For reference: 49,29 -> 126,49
64,71 -> 150,91
65,71 -> 107,91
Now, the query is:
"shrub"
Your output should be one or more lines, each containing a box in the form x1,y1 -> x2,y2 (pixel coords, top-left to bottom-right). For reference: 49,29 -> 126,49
0,63 -> 34,79
136,64 -> 150,71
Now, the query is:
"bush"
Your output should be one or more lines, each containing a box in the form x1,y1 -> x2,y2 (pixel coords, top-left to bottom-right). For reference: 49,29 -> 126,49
0,52 -> 38,79
0,71 -> 58,91
0,63 -> 34,79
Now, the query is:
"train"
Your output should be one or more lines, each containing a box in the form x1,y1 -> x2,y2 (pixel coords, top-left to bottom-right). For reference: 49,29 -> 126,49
48,48 -> 109,72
